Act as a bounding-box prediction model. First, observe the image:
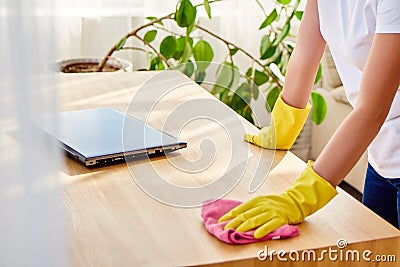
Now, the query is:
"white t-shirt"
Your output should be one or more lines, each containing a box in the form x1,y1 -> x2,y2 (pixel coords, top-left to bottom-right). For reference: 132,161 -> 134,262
317,0 -> 400,178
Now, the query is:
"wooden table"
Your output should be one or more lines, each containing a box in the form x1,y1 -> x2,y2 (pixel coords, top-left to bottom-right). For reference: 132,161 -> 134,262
57,71 -> 399,267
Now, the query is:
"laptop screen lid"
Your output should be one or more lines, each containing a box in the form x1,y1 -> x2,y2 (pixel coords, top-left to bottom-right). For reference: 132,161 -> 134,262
39,108 -> 186,166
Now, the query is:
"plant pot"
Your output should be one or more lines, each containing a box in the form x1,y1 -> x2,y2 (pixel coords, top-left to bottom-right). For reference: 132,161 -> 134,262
48,57 -> 133,73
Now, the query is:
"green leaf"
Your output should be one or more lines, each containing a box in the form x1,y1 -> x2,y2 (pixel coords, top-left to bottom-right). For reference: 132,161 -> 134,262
229,83 -> 250,111
115,37 -> 127,51
179,38 -> 193,64
173,36 -> 186,59
260,35 -> 278,60
246,70 -> 264,101
176,36 -> 186,51
279,51 -> 292,72
241,106 -> 254,124
277,0 -> 292,4
212,85 -> 227,95
183,60 -> 195,77
193,40 -> 214,71
264,49 -> 282,66
186,20 -> 195,35
172,60 -> 194,77
278,52 -> 290,74
273,22 -> 291,45
230,98 -> 247,113
146,16 -> 164,25
253,84 -> 259,100
175,0 -> 197,28
219,89 -> 231,104
259,9 -> 278,30
260,35 -> 272,59
310,92 -> 327,125
295,11 -> 304,20
211,62 -> 239,95
314,63 -> 322,84
187,37 -> 194,46
266,86 -> 280,112
160,36 -> 177,59
229,47 -> 239,56
245,68 -> 269,86
143,30 -> 157,43
204,0 -> 211,19
150,57 -> 165,70
195,70 -> 206,83
220,62 -> 240,88
261,46 -> 277,60
236,82 -> 251,104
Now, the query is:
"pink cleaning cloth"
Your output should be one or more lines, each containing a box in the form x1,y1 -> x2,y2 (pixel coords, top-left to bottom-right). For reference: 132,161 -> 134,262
201,199 -> 299,244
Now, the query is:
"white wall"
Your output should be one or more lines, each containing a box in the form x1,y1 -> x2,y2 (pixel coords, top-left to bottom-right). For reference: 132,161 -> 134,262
51,0 -> 305,70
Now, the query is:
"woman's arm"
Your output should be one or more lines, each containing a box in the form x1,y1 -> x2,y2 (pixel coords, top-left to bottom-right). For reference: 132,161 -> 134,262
281,0 -> 326,108
219,1 -> 400,238
240,0 -> 325,150
313,33 -> 400,186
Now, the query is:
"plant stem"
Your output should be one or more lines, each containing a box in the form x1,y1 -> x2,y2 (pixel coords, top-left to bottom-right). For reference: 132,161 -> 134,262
97,14 -> 172,71
286,0 -> 301,27
249,60 -> 256,98
135,34 -> 171,67
254,0 -> 267,17
97,0 -> 223,71
194,24 -> 283,89
153,24 -> 182,37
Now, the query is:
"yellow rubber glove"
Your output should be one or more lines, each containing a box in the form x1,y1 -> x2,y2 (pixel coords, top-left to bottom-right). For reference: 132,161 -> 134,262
218,161 -> 337,239
244,94 -> 311,149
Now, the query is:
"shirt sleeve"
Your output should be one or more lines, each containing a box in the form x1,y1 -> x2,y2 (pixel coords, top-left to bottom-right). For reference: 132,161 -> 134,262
376,0 -> 400,33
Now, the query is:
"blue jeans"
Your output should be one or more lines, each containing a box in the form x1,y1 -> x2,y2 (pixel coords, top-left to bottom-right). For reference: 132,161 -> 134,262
362,163 -> 400,229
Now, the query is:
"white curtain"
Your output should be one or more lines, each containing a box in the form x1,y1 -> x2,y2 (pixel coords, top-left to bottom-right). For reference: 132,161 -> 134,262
51,0 -> 305,70
50,0 -> 304,125
0,1 -> 65,267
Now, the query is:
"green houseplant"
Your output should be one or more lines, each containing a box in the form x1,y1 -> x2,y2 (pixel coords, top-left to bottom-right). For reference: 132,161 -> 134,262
97,0 -> 327,126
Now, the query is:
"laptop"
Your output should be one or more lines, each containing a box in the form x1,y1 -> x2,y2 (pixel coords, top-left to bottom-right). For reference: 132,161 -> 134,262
38,108 -> 187,167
